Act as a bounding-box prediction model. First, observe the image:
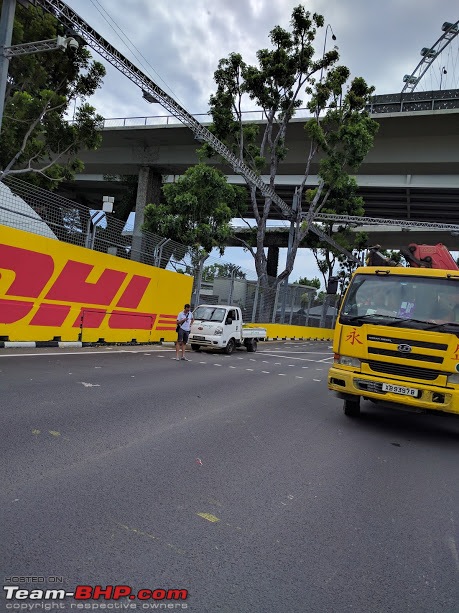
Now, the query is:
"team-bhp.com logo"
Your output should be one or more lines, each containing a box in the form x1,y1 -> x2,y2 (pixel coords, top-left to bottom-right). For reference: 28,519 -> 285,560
3,585 -> 188,608
0,244 -> 176,332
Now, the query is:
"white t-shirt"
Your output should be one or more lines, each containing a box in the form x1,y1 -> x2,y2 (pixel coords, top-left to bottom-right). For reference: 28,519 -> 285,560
177,310 -> 193,332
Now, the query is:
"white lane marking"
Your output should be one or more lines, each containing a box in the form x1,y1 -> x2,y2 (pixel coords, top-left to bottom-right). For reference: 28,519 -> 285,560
302,366 -> 309,369
258,352 -> 330,363
278,373 -> 286,376
313,379 -> 322,382
295,376 -> 304,379
275,362 -> 281,365
246,368 -> 254,371
199,361 -> 207,364
288,365 -> 295,367
249,359 -> 257,362
237,357 -> 244,360
258,350 -> 332,355
262,361 -> 269,363
214,364 -> 222,367
80,382 -> 100,387
0,348 -> 179,358
94,366 -> 102,369
262,371 -> 270,374
229,366 -> 237,369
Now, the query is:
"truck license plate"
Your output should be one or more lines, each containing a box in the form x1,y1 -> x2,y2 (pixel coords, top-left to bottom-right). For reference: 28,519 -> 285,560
382,383 -> 418,397
193,335 -> 205,340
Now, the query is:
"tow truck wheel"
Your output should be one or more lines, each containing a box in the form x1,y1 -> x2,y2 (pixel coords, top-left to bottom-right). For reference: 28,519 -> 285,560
343,398 -> 361,417
191,344 -> 201,351
225,339 -> 235,355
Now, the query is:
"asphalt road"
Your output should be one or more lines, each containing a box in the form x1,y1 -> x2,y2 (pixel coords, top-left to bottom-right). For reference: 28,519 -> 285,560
1,340 -> 459,613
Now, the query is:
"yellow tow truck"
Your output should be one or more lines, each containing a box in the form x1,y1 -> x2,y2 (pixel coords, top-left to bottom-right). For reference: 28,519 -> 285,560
328,244 -> 459,417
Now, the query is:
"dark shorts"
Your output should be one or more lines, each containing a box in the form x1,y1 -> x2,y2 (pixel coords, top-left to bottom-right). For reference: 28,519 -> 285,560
178,328 -> 190,343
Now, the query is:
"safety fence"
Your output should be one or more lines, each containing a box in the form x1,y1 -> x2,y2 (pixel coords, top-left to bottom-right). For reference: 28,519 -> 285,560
0,176 -> 333,327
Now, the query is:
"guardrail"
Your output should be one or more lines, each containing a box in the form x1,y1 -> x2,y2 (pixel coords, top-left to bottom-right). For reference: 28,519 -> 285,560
97,90 -> 459,128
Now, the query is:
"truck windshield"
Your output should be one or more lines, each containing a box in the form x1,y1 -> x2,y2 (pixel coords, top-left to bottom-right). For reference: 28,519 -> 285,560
340,274 -> 459,329
193,306 -> 226,322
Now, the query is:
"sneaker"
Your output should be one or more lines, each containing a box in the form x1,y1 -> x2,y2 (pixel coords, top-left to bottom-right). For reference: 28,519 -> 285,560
181,357 -> 189,361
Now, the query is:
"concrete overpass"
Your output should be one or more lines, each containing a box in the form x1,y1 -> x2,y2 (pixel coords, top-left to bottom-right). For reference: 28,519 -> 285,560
58,90 -> 459,249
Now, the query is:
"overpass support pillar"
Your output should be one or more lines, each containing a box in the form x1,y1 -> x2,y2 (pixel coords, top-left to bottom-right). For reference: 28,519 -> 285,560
131,166 -> 162,263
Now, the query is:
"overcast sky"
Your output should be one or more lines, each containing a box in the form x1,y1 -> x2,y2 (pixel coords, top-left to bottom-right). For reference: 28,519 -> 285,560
65,0 -> 459,284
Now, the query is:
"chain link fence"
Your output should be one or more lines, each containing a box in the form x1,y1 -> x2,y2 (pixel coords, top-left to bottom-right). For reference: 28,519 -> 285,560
0,176 -> 334,327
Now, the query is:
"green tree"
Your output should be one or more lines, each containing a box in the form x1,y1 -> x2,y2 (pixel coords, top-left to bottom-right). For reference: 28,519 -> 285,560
200,5 -> 378,307
295,276 -> 321,289
142,164 -> 246,255
203,263 -> 246,281
0,1 -> 106,185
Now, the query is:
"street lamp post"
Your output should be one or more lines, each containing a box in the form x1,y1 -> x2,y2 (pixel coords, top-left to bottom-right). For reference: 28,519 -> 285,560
320,24 -> 337,83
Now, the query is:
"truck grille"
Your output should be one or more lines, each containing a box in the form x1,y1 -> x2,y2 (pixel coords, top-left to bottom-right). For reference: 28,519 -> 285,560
366,360 -> 440,381
367,335 -> 447,351
368,347 -> 443,364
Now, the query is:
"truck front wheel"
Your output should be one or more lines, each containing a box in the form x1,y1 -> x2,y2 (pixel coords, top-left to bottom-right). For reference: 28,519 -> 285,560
343,398 -> 361,417
225,339 -> 235,355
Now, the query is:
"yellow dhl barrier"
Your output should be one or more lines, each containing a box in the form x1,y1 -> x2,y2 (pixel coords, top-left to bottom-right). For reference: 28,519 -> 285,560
0,225 -> 193,343
244,323 -> 334,341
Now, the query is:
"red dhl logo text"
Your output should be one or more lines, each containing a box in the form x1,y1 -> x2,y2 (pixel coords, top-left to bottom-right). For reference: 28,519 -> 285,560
0,244 -> 176,331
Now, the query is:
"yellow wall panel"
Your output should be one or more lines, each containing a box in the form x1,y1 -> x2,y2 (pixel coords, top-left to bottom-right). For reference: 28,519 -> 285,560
0,226 -> 193,343
245,322 -> 334,341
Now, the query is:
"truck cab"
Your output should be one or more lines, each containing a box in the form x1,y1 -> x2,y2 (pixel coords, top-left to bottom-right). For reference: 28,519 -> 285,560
328,266 -> 459,418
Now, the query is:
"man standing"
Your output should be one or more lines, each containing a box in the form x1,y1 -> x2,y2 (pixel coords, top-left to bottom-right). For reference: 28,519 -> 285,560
175,303 -> 194,360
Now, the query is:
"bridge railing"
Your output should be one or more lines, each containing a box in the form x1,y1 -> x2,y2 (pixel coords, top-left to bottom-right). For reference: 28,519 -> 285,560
97,90 -> 459,128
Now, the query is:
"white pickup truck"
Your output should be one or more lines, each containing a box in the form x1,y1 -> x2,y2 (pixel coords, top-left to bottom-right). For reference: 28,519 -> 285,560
189,305 -> 266,354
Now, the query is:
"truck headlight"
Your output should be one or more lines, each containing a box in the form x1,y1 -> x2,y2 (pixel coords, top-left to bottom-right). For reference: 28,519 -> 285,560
214,327 -> 223,336
337,355 -> 361,368
447,373 -> 459,385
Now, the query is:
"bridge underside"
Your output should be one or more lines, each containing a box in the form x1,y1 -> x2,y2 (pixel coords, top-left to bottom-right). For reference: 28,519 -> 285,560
63,177 -> 459,223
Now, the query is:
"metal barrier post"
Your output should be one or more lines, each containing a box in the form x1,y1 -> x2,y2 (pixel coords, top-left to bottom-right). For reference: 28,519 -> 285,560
289,284 -> 296,325
251,282 -> 260,323
271,284 -> 281,323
